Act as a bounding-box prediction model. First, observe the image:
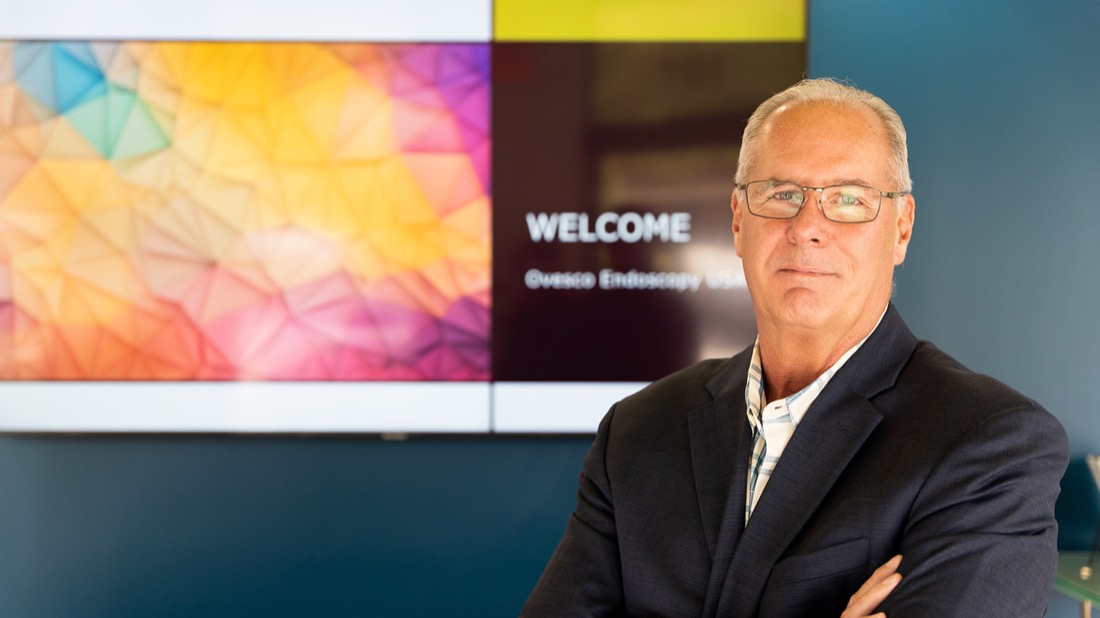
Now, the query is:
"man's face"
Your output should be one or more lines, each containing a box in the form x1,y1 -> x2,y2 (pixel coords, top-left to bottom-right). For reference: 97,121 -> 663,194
731,102 -> 915,340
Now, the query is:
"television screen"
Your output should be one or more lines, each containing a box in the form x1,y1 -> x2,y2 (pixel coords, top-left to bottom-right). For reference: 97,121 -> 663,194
0,1 -> 805,433
490,42 -> 803,431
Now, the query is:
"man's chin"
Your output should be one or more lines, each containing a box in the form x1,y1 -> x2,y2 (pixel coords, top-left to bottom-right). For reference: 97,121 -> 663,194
772,295 -> 834,330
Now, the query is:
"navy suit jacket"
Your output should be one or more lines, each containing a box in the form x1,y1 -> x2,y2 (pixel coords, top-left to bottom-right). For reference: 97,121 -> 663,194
523,304 -> 1068,617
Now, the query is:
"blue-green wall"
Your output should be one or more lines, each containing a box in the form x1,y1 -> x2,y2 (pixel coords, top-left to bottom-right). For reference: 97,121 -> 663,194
2,1 -> 1098,616
0,436 -> 591,616
812,2 -> 1100,615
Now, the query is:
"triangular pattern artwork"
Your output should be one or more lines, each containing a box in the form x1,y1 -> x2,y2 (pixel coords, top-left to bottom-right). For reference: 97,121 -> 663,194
0,42 -> 491,380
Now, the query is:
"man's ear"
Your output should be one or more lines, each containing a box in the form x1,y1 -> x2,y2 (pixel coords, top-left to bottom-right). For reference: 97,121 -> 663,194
731,189 -> 744,258
893,193 -> 915,266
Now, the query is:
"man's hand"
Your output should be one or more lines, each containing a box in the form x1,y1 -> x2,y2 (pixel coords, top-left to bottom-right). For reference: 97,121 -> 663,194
840,555 -> 902,618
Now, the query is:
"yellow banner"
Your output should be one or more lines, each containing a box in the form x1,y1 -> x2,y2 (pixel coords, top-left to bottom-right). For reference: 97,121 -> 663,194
494,0 -> 805,41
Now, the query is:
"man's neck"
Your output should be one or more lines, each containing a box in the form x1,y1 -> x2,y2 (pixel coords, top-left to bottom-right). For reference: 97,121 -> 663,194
756,307 -> 887,402
758,338 -> 844,402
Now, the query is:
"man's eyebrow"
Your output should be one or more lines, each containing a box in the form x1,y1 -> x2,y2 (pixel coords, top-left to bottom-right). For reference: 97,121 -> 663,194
830,178 -> 875,187
765,178 -> 877,187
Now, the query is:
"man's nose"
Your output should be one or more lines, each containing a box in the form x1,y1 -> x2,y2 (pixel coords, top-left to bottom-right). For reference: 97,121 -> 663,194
787,189 -> 828,244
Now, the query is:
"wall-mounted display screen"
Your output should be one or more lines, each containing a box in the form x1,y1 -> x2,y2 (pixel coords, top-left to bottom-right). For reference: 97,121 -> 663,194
490,42 -> 803,431
0,1 -> 805,433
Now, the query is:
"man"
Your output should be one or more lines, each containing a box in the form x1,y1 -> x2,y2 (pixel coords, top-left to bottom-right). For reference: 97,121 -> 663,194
522,78 -> 1068,617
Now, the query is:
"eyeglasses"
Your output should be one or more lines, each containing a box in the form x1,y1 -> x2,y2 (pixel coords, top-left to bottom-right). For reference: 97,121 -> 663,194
736,180 -> 909,224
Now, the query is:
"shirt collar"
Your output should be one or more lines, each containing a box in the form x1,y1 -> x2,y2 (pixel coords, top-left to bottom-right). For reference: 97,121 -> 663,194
745,307 -> 887,429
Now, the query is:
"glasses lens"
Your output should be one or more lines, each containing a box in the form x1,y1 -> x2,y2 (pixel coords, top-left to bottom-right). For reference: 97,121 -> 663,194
746,181 -> 803,219
820,185 -> 880,222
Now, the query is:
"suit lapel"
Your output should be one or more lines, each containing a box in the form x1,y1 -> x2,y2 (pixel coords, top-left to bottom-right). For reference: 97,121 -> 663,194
687,349 -> 761,617
717,390 -> 883,615
688,350 -> 751,558
713,304 -> 918,616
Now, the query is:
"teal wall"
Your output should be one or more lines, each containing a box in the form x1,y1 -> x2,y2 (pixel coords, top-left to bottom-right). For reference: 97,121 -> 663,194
812,2 -> 1100,615
0,436 -> 591,615
1,1 -> 1098,616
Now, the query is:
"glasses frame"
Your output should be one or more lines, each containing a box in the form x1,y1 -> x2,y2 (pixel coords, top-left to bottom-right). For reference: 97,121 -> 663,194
736,180 -> 910,224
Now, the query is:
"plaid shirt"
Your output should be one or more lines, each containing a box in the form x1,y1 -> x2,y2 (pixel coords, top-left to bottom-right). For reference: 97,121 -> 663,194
744,317 -> 881,522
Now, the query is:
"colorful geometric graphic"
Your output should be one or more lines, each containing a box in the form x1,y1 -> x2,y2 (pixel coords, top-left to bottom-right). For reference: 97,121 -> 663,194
0,42 -> 491,381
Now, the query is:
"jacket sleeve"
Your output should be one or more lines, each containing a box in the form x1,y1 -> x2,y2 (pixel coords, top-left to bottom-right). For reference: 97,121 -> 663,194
879,403 -> 1069,617
521,405 -> 625,617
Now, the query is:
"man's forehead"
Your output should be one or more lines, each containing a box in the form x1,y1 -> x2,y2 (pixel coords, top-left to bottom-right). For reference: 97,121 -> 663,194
764,100 -> 884,137
751,102 -> 892,180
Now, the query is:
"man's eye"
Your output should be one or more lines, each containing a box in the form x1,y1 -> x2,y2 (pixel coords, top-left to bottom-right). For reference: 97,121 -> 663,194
771,191 -> 800,202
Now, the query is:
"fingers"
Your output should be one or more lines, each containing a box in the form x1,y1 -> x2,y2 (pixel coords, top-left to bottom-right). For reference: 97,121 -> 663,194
840,555 -> 902,618
853,554 -> 902,599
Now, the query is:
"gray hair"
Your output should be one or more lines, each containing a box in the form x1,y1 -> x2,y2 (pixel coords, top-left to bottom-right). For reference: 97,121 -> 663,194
735,78 -> 912,192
